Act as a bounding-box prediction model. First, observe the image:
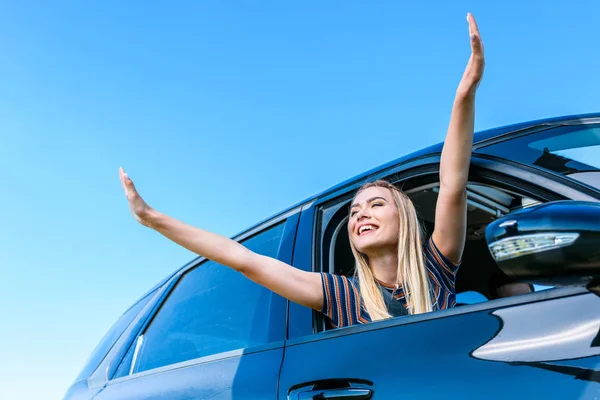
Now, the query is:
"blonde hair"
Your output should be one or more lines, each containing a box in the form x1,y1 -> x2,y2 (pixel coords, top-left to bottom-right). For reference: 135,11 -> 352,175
349,180 -> 432,320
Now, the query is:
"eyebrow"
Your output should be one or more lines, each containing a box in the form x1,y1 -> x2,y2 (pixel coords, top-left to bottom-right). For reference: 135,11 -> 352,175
351,196 -> 387,209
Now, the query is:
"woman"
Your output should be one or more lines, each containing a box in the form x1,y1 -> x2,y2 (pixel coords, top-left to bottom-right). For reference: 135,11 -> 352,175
119,14 -> 484,329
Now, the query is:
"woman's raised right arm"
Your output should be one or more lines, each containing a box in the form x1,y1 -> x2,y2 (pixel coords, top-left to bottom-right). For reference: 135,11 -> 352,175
119,167 -> 323,310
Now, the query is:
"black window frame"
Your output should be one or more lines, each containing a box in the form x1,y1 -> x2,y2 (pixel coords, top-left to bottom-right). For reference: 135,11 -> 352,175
307,155 -> 600,335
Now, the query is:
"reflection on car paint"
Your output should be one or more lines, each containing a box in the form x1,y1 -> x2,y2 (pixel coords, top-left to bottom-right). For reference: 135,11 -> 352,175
472,293 -> 600,383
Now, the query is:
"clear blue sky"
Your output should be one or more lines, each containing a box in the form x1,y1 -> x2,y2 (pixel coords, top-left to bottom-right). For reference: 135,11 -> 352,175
0,1 -> 598,399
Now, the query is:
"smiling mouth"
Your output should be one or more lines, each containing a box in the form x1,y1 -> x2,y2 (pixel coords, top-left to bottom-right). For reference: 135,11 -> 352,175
358,225 -> 378,236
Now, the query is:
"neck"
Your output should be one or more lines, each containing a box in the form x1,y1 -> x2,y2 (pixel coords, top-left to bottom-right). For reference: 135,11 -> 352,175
366,248 -> 398,286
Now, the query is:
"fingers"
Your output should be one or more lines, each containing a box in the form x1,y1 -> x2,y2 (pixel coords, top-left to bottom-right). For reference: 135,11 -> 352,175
467,13 -> 484,55
458,13 -> 485,90
119,166 -> 131,193
471,33 -> 483,55
119,167 -> 128,193
119,166 -> 131,184
119,166 -> 126,185
467,13 -> 480,38
119,166 -> 138,198
118,167 -> 152,225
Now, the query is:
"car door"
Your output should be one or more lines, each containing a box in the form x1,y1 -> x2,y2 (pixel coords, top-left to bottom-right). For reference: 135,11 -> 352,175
280,155 -> 600,399
281,289 -> 599,399
91,211 -> 299,400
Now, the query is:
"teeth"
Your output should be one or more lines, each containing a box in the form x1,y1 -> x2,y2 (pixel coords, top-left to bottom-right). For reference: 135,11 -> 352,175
359,225 -> 376,234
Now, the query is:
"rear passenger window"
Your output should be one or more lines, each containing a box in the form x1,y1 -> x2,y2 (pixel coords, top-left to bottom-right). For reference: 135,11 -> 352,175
132,223 -> 286,374
75,291 -> 154,382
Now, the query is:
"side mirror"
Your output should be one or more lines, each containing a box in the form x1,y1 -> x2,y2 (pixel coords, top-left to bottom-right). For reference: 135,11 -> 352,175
485,200 -> 600,287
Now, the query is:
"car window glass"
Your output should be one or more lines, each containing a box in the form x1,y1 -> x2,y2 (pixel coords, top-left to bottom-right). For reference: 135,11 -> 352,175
75,291 -> 154,382
132,222 -> 286,374
456,291 -> 488,305
113,340 -> 136,379
477,123 -> 600,190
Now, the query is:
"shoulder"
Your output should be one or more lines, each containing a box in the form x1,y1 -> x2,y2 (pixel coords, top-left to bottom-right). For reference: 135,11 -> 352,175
320,273 -> 360,294
319,273 -> 366,328
423,236 -> 461,274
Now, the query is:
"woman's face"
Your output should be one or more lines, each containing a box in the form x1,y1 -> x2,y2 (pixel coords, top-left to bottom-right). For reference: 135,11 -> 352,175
348,186 -> 400,255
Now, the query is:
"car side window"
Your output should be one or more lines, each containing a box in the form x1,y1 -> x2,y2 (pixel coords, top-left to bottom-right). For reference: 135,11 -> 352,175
76,291 -> 154,381
131,222 -> 286,374
477,123 -> 600,191
455,291 -> 488,305
317,177 -> 553,331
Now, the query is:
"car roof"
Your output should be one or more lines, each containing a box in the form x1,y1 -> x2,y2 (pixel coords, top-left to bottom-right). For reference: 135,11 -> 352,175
142,111 -> 600,297
259,111 -> 600,223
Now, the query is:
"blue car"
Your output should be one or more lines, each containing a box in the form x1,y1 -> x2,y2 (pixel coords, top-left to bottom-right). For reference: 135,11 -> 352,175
64,113 -> 600,400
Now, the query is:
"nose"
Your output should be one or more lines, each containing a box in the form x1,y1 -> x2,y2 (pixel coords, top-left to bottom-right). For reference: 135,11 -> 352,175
356,208 -> 371,221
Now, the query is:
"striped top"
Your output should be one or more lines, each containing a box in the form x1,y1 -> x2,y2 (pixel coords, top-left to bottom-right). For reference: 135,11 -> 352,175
320,237 -> 460,328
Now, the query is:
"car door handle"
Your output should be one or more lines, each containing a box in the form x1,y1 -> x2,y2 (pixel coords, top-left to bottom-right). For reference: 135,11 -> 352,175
298,388 -> 372,399
289,380 -> 373,400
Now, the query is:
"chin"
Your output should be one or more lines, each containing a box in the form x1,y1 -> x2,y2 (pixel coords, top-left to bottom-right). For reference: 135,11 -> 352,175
354,237 -> 384,254
353,235 -> 396,256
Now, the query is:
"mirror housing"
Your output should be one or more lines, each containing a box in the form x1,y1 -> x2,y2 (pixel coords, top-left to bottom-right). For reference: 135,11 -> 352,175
485,200 -> 600,287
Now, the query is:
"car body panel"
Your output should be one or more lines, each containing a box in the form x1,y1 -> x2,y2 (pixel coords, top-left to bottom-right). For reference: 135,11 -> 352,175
280,291 -> 600,400
92,347 -> 285,400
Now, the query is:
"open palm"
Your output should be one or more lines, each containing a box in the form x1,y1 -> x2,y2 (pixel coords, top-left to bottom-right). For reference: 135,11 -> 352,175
459,13 -> 485,93
119,167 -> 153,226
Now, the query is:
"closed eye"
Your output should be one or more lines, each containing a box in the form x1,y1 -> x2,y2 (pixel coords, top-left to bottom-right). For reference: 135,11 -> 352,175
372,202 -> 383,207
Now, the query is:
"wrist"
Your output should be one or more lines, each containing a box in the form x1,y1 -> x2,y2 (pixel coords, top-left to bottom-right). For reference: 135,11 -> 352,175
455,86 -> 477,103
142,208 -> 161,228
